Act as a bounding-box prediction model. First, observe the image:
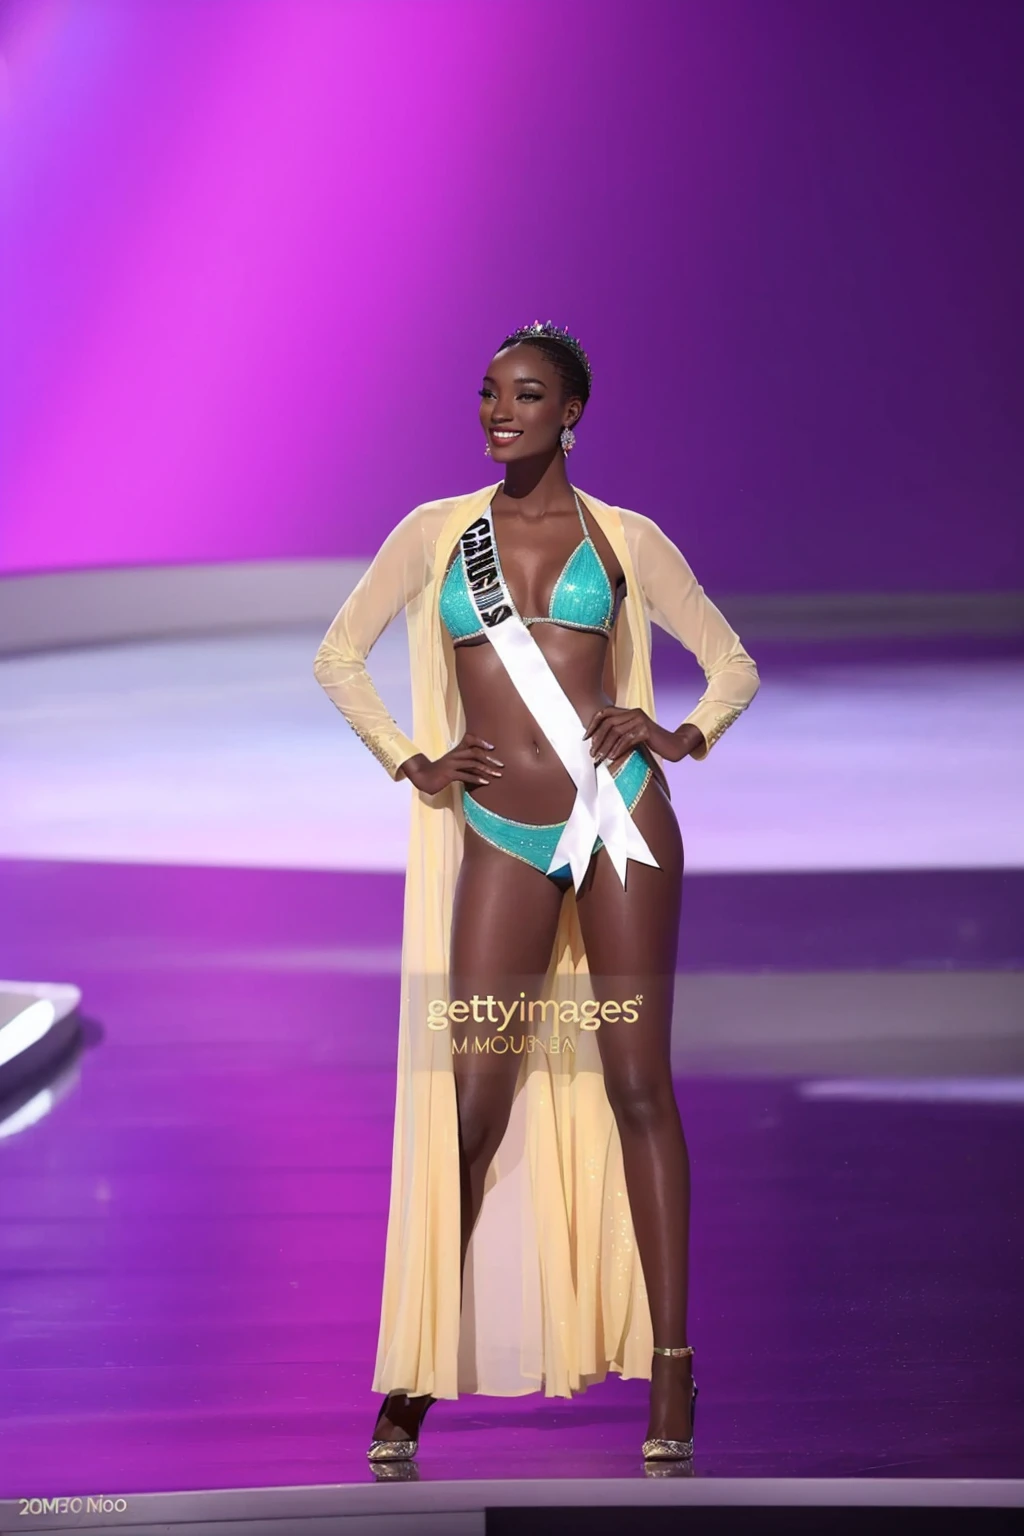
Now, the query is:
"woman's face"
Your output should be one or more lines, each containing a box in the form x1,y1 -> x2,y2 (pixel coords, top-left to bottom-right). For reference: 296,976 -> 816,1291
479,343 -> 583,461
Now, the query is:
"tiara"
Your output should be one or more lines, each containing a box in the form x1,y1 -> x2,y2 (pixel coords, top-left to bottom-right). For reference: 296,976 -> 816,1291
501,319 -> 593,389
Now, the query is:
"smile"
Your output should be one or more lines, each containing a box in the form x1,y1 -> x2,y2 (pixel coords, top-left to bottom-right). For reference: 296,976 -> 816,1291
490,430 -> 523,441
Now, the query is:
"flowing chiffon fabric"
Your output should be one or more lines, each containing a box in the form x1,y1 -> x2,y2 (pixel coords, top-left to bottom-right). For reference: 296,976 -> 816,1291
313,482 -> 759,1398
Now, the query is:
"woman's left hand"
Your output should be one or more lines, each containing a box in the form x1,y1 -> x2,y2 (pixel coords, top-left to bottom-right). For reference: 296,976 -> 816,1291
584,706 -> 692,766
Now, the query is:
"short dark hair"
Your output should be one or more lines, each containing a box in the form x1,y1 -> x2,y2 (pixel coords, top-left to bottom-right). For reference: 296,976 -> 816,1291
496,328 -> 591,406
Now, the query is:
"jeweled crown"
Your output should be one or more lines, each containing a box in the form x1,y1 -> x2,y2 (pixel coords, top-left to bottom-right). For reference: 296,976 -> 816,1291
500,319 -> 593,389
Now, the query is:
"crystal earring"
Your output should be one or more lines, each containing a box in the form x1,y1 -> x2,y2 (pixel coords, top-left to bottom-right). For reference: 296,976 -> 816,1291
484,440 -> 492,456
560,425 -> 576,452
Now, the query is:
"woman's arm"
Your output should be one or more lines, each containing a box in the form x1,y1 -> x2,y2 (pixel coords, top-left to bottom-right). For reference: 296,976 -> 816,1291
625,511 -> 760,760
313,505 -> 432,780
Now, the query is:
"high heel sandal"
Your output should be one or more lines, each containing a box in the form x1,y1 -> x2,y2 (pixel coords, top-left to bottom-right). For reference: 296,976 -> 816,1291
366,1391 -> 436,1461
641,1345 -> 698,1461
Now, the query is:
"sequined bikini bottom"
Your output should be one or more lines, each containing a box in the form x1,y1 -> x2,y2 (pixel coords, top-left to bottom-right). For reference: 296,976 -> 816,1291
460,748 -> 653,883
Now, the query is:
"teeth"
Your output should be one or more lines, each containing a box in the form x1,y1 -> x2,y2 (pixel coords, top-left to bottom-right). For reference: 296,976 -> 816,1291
493,431 -> 521,439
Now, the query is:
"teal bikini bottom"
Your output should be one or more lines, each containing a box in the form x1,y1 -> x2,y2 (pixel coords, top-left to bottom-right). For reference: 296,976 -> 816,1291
461,748 -> 653,883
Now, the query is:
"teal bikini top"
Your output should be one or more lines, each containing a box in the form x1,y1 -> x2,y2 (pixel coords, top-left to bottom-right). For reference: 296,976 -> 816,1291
440,491 -> 615,645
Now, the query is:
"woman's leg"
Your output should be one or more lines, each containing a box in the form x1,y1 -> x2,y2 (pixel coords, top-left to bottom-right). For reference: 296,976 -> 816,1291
372,823 -> 566,1443
449,829 -> 568,1283
574,776 -> 693,1443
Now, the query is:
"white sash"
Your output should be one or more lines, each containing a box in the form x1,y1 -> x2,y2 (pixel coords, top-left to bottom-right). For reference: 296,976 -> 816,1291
456,501 -> 659,892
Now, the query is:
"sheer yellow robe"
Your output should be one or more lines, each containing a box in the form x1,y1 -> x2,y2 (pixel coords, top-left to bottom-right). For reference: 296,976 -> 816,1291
313,480 -> 759,1399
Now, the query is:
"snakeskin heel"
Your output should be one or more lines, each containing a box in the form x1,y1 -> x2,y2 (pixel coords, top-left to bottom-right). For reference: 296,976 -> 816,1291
641,1345 -> 698,1461
366,1392 -> 435,1461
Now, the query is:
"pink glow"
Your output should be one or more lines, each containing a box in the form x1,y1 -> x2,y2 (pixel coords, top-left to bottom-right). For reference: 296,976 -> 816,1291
2,0 -> 1021,591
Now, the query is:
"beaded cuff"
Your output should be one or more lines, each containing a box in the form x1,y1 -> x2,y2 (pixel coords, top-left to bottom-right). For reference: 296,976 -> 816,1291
682,703 -> 746,760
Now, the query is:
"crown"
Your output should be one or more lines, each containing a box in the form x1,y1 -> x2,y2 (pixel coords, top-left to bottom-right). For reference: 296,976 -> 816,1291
500,319 -> 593,389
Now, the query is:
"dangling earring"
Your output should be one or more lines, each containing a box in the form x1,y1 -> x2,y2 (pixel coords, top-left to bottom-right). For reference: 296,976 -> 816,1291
560,425 -> 576,453
484,439 -> 492,456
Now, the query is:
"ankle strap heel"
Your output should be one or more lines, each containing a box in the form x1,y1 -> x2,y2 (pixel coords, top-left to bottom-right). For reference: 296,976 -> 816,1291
643,1346 -> 698,1462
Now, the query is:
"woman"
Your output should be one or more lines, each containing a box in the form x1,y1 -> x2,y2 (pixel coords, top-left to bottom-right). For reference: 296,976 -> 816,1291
313,321 -> 759,1463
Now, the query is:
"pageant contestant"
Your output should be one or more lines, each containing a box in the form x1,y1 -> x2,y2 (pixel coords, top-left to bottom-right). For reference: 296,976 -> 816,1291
314,321 -> 760,1462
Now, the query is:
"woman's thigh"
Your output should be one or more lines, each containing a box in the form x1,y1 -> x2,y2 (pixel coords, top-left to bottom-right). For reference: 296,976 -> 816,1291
449,825 -> 568,1127
575,778 -> 684,1090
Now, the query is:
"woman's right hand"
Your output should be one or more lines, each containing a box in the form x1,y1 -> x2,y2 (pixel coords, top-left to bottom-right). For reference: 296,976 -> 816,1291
398,734 -> 503,795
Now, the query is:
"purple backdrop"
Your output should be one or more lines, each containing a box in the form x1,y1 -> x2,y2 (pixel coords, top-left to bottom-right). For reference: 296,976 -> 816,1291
2,0 -> 1021,591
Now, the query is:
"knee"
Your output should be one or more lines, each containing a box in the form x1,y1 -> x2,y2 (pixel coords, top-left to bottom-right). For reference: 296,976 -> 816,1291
606,1077 -> 678,1137
455,1091 -> 511,1167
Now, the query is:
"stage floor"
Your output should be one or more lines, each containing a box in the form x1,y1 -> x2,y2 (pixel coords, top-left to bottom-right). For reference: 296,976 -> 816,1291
1,633 -> 1022,1513
1,857 -> 1022,1499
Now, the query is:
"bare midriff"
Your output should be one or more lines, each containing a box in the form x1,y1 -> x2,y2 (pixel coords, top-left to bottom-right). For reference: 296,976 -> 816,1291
454,622 -> 644,824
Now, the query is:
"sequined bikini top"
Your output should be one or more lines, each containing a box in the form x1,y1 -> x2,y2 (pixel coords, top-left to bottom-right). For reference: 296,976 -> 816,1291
439,491 -> 615,646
